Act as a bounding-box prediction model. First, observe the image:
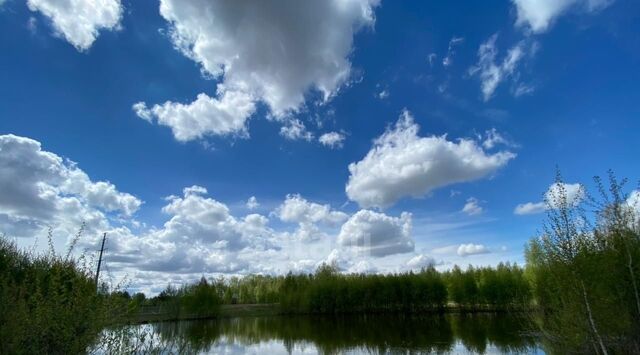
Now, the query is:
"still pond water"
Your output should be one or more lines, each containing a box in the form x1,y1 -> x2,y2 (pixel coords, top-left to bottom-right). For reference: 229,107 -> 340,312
135,313 -> 544,354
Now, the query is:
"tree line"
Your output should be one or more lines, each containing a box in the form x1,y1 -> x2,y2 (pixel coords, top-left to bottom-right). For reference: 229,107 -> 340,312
145,261 -> 532,315
277,262 -> 532,313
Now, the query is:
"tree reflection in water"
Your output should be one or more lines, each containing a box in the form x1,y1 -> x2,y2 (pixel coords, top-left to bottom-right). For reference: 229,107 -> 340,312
148,313 -> 540,354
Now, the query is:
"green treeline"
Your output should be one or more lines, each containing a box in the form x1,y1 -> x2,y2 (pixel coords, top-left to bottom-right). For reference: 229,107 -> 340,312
136,276 -> 280,321
278,263 -> 531,313
216,275 -> 281,304
445,263 -> 531,309
279,264 -> 449,313
146,261 -> 531,316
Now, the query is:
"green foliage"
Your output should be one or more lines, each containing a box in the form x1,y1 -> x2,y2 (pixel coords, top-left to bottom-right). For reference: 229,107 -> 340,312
525,171 -> 640,354
0,235 -> 122,354
443,263 -> 532,310
279,264 -> 449,314
212,274 -> 282,304
181,277 -> 221,317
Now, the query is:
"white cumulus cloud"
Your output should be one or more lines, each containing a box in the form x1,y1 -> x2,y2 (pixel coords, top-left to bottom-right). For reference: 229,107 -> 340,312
512,0 -> 613,33
338,210 -> 414,257
276,194 -> 348,226
346,110 -> 516,208
27,0 -> 123,51
0,134 -> 141,250
406,254 -> 437,269
514,182 -> 584,215
457,243 -> 490,257
144,0 -> 379,142
133,90 -> 256,142
275,194 -> 348,243
514,202 -> 546,215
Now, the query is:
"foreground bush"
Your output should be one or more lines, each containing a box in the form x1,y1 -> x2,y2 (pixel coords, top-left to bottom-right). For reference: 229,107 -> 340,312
0,237 -> 105,354
525,172 -> 640,354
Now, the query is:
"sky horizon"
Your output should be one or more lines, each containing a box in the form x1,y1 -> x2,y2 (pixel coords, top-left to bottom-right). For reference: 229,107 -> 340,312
1,0 -> 639,294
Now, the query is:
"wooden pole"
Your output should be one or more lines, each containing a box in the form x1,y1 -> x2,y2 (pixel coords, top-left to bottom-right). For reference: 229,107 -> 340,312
95,232 -> 107,290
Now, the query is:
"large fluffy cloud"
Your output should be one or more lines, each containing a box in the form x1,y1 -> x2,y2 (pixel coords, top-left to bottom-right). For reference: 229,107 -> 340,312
105,186 -> 277,275
338,210 -> 414,257
1,134 -> 479,294
0,134 -> 141,241
156,186 -> 258,249
275,194 -> 348,242
138,0 -> 379,142
512,0 -> 613,33
276,194 -> 348,226
27,0 -> 123,51
346,111 -> 515,208
133,91 -> 256,142
514,182 -> 584,215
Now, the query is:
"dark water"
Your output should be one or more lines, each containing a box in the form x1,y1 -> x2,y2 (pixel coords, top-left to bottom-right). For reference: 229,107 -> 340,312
140,313 -> 544,354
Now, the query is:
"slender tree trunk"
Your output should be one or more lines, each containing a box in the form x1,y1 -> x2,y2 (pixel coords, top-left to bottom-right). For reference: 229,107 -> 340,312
581,280 -> 608,355
624,242 -> 640,318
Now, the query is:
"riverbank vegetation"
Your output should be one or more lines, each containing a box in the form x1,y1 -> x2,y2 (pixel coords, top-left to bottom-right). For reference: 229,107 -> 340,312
141,262 -> 531,317
0,233 -> 132,354
524,172 -> 640,354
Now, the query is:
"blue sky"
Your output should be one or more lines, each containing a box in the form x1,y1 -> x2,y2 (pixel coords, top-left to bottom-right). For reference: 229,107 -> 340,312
1,0 -> 639,293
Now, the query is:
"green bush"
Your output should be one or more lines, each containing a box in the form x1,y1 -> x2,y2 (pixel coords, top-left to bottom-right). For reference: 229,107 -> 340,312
181,277 -> 221,317
0,237 -> 105,354
525,172 -> 640,353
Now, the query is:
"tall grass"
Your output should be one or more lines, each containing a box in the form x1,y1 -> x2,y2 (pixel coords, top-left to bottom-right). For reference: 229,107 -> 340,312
0,236 -> 99,353
0,230 -> 136,354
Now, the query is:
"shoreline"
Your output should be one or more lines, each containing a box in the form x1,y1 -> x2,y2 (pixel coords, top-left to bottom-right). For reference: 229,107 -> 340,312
131,303 -> 534,324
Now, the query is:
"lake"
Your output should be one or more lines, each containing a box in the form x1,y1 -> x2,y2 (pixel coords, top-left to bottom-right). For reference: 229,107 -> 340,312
130,313 -> 544,354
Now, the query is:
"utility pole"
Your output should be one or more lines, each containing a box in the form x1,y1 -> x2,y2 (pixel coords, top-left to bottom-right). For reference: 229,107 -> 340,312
95,232 -> 107,290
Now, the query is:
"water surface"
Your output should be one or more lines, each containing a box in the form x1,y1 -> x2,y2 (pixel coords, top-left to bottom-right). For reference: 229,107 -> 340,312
141,313 -> 543,354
